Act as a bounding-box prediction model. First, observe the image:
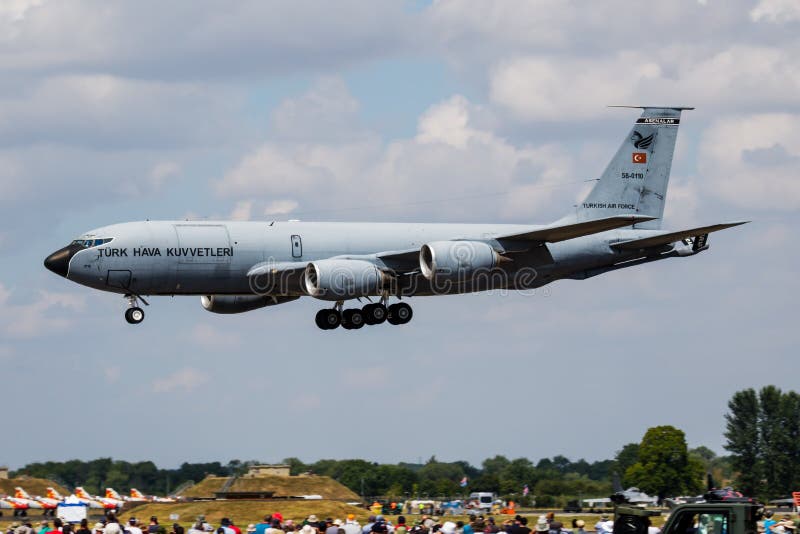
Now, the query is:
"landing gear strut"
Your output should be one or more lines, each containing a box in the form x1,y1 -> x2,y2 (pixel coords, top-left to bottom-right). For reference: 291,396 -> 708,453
314,297 -> 412,330
124,293 -> 148,324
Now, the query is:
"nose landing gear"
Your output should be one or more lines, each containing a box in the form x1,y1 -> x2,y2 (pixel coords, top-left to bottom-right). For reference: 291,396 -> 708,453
124,293 -> 148,324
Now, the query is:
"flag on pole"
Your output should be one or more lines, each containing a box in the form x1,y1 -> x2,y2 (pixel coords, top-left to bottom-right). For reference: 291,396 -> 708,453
523,484 -> 529,496
460,476 -> 468,487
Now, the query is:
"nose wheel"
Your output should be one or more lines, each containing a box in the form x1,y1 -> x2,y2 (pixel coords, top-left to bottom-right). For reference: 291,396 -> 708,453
125,307 -> 145,324
124,293 -> 148,324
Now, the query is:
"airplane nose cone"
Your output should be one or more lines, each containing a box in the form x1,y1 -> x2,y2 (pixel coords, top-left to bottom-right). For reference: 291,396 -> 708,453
44,245 -> 76,277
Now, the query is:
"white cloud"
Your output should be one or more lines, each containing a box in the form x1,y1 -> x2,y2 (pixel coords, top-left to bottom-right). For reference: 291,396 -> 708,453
0,74 -> 242,149
104,366 -> 121,384
229,201 -> 252,221
189,323 -> 242,349
148,161 -> 181,190
217,85 -> 574,222
264,200 -> 298,216
698,113 -> 800,210
489,45 -> 800,122
750,0 -> 800,23
0,284 -> 86,338
340,366 -> 389,388
490,54 -> 663,121
152,367 -> 210,393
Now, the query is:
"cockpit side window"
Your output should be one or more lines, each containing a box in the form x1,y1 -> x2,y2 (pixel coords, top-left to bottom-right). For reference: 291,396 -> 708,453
72,238 -> 113,249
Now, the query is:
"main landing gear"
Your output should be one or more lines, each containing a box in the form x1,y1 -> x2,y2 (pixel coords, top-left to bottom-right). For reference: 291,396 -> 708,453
123,293 -> 149,324
314,299 -> 413,330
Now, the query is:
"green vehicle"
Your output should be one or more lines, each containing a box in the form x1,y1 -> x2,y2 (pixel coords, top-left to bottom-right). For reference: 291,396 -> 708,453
614,499 -> 763,534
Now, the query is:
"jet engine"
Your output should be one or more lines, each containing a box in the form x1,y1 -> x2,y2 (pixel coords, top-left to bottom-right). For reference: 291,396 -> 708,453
304,259 -> 387,300
420,240 -> 502,281
200,294 -> 298,314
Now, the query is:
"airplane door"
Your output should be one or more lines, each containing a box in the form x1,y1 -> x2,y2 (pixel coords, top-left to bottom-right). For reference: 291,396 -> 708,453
291,234 -> 302,258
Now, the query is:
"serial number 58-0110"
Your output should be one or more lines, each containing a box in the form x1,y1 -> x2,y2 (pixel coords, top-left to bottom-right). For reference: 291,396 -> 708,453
621,172 -> 644,179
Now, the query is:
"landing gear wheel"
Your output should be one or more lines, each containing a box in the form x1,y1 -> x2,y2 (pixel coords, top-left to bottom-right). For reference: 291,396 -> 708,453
363,303 -> 387,325
343,308 -> 365,329
318,308 -> 341,330
387,302 -> 413,325
125,307 -> 145,324
315,309 -> 330,329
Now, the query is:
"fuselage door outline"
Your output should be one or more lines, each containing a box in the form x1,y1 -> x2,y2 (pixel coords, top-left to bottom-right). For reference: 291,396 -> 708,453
291,234 -> 303,258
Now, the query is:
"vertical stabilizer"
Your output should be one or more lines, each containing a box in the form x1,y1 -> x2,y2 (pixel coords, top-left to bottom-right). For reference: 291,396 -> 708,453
577,106 -> 692,230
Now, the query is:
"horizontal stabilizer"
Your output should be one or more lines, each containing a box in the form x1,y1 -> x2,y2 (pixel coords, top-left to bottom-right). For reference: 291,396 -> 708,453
501,215 -> 656,242
611,221 -> 749,250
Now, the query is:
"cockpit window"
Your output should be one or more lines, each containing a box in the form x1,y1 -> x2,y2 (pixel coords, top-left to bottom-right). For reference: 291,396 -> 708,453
71,238 -> 113,248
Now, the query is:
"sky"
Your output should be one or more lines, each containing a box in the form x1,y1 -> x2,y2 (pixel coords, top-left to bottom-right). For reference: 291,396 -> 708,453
1,0 -> 799,470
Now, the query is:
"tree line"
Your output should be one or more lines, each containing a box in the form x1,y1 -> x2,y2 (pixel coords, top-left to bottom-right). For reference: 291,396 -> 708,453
14,386 -> 798,505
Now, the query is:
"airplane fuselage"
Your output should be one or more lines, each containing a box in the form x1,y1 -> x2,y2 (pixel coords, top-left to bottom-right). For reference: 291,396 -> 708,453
55,220 -> 654,297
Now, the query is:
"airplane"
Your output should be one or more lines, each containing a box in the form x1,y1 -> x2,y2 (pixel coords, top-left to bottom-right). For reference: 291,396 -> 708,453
128,488 -> 176,503
0,495 -> 29,517
586,487 -> 659,507
13,488 -> 58,516
43,106 -> 748,330
72,487 -> 118,511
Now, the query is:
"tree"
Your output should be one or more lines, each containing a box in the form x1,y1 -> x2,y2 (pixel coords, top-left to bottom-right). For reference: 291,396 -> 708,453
625,426 -> 703,499
724,388 -> 762,495
614,443 -> 640,486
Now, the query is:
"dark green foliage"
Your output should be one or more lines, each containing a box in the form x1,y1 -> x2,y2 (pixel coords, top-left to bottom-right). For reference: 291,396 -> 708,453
724,386 -> 800,499
625,426 -> 704,498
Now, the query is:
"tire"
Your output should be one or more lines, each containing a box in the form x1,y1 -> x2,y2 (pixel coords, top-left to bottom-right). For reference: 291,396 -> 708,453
128,306 -> 145,324
323,309 -> 341,329
315,309 -> 330,329
388,302 -> 412,325
345,308 -> 365,329
364,303 -> 387,325
362,304 -> 376,325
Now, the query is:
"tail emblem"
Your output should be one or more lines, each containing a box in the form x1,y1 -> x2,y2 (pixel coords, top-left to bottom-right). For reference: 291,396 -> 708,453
631,131 -> 654,149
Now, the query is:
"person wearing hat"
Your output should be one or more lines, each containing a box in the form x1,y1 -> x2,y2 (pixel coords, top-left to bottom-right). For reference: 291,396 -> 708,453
343,515 -> 360,534
593,517 -> 607,534
93,524 -> 105,534
247,527 -> 257,534
129,519 -> 143,534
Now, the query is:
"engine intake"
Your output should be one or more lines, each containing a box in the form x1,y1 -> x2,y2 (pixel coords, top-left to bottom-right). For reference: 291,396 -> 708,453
420,240 -> 501,281
304,259 -> 387,301
201,294 -> 298,314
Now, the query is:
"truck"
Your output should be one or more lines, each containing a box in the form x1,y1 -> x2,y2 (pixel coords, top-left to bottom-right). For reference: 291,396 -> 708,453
613,492 -> 762,534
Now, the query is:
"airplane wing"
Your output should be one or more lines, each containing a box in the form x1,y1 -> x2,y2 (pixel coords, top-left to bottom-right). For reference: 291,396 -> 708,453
247,260 -> 305,277
610,221 -> 749,250
499,215 -> 656,242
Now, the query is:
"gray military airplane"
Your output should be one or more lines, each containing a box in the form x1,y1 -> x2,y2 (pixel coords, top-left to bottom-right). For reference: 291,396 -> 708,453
44,106 -> 747,330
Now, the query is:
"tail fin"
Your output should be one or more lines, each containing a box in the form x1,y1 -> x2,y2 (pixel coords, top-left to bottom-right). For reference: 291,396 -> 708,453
577,106 -> 693,230
46,488 -> 63,500
74,487 -> 90,499
15,488 -> 31,499
106,488 -> 121,500
130,489 -> 145,499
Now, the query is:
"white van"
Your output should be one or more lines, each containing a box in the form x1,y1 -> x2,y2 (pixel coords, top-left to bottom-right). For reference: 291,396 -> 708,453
468,492 -> 496,512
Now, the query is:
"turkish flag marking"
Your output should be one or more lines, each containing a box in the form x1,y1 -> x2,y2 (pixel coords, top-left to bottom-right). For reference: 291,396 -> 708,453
632,152 -> 647,164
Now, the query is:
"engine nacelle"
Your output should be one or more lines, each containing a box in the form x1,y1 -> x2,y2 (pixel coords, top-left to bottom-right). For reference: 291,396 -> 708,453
304,259 -> 386,301
420,240 -> 500,281
200,294 -> 297,314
